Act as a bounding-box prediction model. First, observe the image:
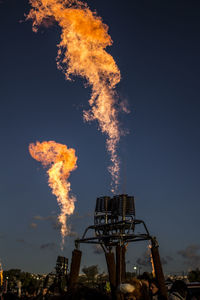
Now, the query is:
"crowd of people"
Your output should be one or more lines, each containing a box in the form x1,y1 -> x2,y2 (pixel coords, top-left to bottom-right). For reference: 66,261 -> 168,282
118,277 -> 189,300
1,273 -> 199,300
46,275 -> 197,300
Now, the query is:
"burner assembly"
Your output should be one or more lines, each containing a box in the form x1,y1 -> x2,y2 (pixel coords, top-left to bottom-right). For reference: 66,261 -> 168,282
76,195 -> 151,248
68,194 -> 168,300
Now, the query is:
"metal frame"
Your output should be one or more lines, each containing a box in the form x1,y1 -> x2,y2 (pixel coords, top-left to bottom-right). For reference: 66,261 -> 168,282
75,218 -> 152,251
70,194 -> 168,299
75,194 -> 153,251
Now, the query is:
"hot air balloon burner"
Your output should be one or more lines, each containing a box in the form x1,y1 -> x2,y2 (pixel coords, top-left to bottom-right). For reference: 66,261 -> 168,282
69,195 -> 168,300
75,194 -> 151,249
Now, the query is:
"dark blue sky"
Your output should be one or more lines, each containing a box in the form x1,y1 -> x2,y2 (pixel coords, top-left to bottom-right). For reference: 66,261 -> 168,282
0,0 -> 200,275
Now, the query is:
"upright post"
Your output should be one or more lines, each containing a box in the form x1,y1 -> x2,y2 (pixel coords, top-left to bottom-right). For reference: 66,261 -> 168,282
68,249 -> 82,290
121,246 -> 126,282
151,237 -> 168,300
105,251 -> 116,300
116,245 -> 123,286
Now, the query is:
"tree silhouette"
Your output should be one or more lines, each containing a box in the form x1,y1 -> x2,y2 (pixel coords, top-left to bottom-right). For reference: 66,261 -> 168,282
188,268 -> 200,282
82,265 -> 98,282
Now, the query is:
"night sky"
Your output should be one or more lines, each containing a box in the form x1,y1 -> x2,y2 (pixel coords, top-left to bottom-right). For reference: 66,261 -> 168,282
1,0 -> 200,275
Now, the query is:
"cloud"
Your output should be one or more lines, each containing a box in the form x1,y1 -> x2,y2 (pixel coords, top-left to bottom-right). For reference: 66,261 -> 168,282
33,214 -> 60,231
68,231 -> 78,238
158,256 -> 173,266
70,211 -> 93,220
161,257 -> 168,265
166,256 -> 174,262
34,211 -> 93,224
85,212 -> 93,217
40,242 -> 57,251
16,239 -> 32,247
32,214 -> 80,238
33,215 -> 53,221
70,212 -> 84,220
178,244 -> 200,268
16,239 -> 26,244
136,252 -> 173,267
93,245 -> 103,255
30,222 -> 37,229
136,252 -> 151,266
51,219 -> 61,230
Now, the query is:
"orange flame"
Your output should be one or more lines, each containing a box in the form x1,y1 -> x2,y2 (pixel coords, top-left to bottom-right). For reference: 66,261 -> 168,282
29,141 -> 77,247
27,0 -> 122,192
148,244 -> 156,278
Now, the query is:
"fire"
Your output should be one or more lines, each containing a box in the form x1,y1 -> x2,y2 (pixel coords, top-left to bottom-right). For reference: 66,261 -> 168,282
29,141 -> 77,247
148,244 -> 156,278
0,262 -> 3,286
27,0 -> 122,192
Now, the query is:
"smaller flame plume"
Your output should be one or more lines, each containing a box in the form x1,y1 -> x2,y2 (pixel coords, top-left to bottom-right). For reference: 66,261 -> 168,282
29,141 -> 77,247
148,244 -> 156,278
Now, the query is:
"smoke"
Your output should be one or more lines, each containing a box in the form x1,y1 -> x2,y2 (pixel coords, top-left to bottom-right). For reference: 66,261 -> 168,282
178,244 -> 200,268
27,0 -> 125,192
29,141 -> 77,247
40,242 -> 57,250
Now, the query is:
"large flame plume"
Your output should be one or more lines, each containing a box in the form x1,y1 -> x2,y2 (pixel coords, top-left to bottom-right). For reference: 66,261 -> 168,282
29,141 -> 77,246
27,0 -> 122,192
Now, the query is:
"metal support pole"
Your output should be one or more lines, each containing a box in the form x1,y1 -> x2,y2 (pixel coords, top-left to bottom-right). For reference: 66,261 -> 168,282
116,245 -> 123,287
122,246 -> 126,282
122,194 -> 126,221
68,249 -> 82,290
105,251 -> 116,300
151,238 -> 168,300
